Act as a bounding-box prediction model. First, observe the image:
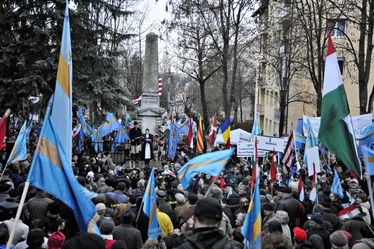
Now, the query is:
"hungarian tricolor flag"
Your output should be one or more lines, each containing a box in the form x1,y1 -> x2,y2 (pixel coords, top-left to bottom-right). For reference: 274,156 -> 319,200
309,163 -> 317,202
208,113 -> 218,146
318,34 -> 361,176
186,117 -> 194,149
298,177 -> 305,202
339,204 -> 361,220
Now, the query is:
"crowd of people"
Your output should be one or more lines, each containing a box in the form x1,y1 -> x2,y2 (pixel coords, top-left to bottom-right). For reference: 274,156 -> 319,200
0,119 -> 373,249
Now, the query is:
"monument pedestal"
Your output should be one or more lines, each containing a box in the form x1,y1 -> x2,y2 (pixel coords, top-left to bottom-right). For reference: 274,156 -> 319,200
137,92 -> 164,134
138,32 -> 164,134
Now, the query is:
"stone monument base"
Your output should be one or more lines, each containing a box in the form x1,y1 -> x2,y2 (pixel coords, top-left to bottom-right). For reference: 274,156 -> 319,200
137,92 -> 164,134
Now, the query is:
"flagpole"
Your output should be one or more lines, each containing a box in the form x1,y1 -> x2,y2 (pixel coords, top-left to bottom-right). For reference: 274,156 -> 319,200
7,181 -> 30,249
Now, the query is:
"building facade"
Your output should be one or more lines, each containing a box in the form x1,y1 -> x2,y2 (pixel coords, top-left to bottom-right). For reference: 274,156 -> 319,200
252,0 -> 374,136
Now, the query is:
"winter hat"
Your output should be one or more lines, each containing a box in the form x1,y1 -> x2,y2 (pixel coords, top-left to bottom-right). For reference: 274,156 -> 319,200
275,210 -> 289,224
175,193 -> 186,203
310,213 -> 324,224
194,196 -> 222,221
293,227 -> 307,242
157,190 -> 167,198
99,219 -> 115,235
330,230 -> 348,249
352,243 -> 371,249
48,232 -> 66,249
211,187 -> 224,201
96,203 -> 106,213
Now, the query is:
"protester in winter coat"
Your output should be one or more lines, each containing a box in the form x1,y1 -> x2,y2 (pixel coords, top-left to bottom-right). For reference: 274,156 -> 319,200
330,230 -> 349,249
305,213 -> 331,249
356,193 -> 372,225
262,232 -> 293,249
176,197 -> 238,249
275,210 -> 292,242
277,187 -> 303,231
341,216 -> 368,244
262,203 -> 276,234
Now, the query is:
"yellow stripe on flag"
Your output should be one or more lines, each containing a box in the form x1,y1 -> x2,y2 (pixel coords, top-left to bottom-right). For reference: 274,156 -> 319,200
197,117 -> 204,153
56,54 -> 70,97
38,136 -> 62,168
252,215 -> 261,241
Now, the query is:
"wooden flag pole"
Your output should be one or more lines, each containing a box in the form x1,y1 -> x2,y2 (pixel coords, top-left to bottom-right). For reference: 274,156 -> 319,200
7,181 -> 30,249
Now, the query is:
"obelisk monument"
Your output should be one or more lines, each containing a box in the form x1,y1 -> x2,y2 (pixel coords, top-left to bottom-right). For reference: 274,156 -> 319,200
137,32 -> 164,133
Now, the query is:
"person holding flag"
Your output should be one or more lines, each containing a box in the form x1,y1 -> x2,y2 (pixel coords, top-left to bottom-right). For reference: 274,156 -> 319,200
9,3 -> 99,248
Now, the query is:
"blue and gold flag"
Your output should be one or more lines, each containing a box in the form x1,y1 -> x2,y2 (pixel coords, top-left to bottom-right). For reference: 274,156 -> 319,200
142,169 -> 161,239
177,149 -> 234,189
6,121 -> 31,165
241,177 -> 261,249
27,2 -> 98,233
111,124 -> 129,153
98,113 -> 120,137
167,122 -> 181,160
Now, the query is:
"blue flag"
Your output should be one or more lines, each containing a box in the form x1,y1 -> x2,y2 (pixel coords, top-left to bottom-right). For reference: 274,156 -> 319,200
7,121 -> 31,165
167,122 -> 181,160
331,171 -> 344,198
363,145 -> 374,175
177,149 -> 234,189
295,119 -> 305,150
98,113 -> 120,137
142,169 -> 161,239
304,119 -> 318,164
27,3 -> 98,233
111,124 -> 129,153
358,122 -> 374,157
241,177 -> 261,249
77,107 -> 93,136
251,115 -> 262,135
91,129 -> 103,153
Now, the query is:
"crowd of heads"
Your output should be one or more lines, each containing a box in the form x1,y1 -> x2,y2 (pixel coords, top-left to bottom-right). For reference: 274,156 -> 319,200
0,119 -> 373,249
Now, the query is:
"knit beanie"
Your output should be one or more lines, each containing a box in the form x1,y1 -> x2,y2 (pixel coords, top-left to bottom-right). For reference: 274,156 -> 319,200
330,230 -> 348,249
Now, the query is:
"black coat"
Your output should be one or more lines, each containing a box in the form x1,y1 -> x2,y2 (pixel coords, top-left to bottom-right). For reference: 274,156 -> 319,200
176,228 -> 239,249
277,196 -> 303,230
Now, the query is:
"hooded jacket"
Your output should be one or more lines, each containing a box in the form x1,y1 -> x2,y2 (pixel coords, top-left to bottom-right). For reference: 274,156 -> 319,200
176,228 -> 238,249
276,210 -> 292,241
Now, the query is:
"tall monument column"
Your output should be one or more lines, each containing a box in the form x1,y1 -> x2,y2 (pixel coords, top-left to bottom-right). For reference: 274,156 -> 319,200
137,32 -> 164,134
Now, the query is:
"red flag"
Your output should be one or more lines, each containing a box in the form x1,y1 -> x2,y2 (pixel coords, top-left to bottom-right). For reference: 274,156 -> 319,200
0,109 -> 10,151
186,117 -> 193,148
250,138 -> 259,187
270,151 -> 277,182
208,113 -> 218,146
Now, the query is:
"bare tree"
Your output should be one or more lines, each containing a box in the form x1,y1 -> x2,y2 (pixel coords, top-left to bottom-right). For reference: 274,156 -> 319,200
169,0 -> 221,129
328,0 -> 374,113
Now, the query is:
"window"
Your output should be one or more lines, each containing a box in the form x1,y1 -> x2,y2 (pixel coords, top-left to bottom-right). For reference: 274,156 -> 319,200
327,19 -> 346,37
337,58 -> 344,75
